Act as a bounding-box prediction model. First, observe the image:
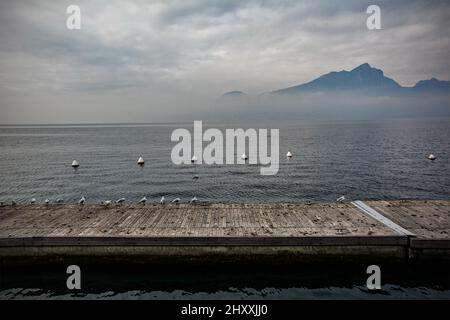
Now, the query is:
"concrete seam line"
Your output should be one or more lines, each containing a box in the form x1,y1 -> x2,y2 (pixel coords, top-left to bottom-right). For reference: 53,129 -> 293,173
351,200 -> 415,236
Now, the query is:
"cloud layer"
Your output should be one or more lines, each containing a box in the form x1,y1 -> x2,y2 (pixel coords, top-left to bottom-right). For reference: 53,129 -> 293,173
0,0 -> 449,123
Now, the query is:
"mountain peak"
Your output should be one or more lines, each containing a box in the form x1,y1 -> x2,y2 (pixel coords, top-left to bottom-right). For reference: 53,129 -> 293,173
271,63 -> 399,94
414,78 -> 450,91
351,63 -> 372,72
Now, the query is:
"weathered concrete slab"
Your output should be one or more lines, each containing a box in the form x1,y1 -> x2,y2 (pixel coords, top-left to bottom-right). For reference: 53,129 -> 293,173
0,201 -> 448,264
365,200 -> 450,260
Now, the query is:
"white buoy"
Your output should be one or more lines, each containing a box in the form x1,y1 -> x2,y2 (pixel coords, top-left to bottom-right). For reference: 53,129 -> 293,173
139,196 -> 147,204
286,151 -> 293,158
428,154 -> 436,161
30,198 -> 36,204
190,196 -> 198,203
71,160 -> 79,168
172,198 -> 180,203
337,196 -> 345,202
116,198 -> 126,204
191,155 -> 197,163
137,156 -> 145,165
160,196 -> 165,204
241,153 -> 248,161
79,196 -> 85,205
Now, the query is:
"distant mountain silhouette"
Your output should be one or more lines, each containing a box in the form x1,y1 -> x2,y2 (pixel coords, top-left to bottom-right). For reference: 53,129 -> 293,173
267,63 -> 450,95
222,91 -> 248,97
413,78 -> 450,91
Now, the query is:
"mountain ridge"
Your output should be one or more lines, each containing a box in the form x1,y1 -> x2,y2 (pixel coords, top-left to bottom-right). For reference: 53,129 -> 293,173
218,64 -> 449,98
269,63 -> 450,95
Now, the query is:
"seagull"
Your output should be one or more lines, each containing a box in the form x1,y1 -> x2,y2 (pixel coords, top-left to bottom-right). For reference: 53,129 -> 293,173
337,196 -> 346,202
286,151 -> 293,158
30,198 -> 36,204
137,156 -> 145,165
191,155 -> 197,163
172,198 -> 180,203
78,196 -> 85,205
428,154 -> 436,161
45,199 -> 50,205
190,197 -> 198,203
160,196 -> 165,204
116,198 -> 126,204
241,153 -> 248,161
139,196 -> 147,204
102,200 -> 112,206
56,198 -> 63,204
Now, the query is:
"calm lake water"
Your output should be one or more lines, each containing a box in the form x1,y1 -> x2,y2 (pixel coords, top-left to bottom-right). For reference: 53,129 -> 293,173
1,264 -> 450,300
0,119 -> 449,204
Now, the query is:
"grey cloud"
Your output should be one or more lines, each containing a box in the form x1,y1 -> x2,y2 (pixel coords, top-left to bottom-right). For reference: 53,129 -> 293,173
0,0 -> 449,124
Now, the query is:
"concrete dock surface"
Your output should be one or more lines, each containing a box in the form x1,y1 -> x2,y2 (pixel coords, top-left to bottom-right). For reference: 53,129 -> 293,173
0,200 -> 448,264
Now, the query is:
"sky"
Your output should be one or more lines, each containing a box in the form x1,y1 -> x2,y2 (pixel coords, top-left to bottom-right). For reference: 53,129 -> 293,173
0,0 -> 449,124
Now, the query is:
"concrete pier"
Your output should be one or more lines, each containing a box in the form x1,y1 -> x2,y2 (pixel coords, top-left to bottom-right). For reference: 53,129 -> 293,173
0,200 -> 448,265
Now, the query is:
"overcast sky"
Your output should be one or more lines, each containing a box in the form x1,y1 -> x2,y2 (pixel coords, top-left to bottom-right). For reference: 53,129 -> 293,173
0,0 -> 449,124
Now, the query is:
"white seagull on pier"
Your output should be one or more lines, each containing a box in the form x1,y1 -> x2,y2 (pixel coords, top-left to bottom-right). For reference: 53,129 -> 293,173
45,199 -> 50,205
190,197 -> 198,203
286,151 -> 293,158
30,198 -> 36,204
56,198 -> 63,204
172,198 -> 180,203
116,198 -> 126,204
160,196 -> 165,204
102,200 -> 112,206
428,154 -> 436,161
191,155 -> 197,163
79,196 -> 85,205
139,196 -> 147,204
241,153 -> 248,161
337,196 -> 346,202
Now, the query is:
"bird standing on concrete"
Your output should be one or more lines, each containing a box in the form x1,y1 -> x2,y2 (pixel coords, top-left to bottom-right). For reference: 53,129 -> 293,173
139,196 -> 147,204
79,196 -> 85,205
102,200 -> 112,206
190,197 -> 198,203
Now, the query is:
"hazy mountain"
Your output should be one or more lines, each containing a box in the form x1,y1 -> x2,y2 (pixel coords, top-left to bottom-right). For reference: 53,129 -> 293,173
271,63 -> 403,94
260,63 -> 449,96
413,78 -> 450,92
222,91 -> 248,97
